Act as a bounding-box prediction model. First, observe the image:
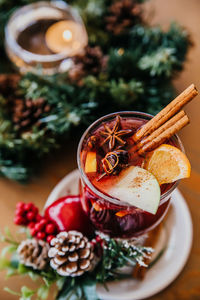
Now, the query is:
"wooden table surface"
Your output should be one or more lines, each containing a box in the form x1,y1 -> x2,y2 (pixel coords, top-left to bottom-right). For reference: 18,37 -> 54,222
1,0 -> 200,299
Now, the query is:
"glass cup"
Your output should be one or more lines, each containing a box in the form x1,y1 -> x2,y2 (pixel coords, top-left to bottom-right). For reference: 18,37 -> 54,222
5,1 -> 88,75
77,112 -> 184,239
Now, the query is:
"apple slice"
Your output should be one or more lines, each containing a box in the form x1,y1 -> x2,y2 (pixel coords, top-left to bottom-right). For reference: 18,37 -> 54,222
108,166 -> 160,214
85,151 -> 97,173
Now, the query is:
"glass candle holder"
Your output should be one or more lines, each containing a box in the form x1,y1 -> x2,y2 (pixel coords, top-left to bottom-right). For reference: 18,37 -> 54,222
5,1 -> 88,75
77,111 -> 184,239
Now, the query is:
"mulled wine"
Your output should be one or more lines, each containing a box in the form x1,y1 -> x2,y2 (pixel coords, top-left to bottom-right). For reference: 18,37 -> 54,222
78,112 -> 182,238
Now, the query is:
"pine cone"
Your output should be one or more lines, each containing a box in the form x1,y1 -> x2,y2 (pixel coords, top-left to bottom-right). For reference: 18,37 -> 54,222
0,74 -> 51,132
106,0 -> 142,35
68,46 -> 107,84
11,97 -> 51,131
0,74 -> 20,97
48,231 -> 95,277
17,239 -> 50,270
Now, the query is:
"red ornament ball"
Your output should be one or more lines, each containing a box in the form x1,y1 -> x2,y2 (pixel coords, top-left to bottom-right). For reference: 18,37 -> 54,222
45,195 -> 94,237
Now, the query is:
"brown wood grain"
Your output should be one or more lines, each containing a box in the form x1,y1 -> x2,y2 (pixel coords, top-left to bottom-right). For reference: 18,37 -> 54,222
1,0 -> 200,299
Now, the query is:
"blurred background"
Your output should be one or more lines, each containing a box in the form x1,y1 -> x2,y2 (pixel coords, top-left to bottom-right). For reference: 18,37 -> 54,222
0,0 -> 200,299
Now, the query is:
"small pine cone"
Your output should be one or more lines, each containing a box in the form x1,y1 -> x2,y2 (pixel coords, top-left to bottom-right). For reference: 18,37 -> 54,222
68,46 -> 107,84
0,74 -> 20,97
11,97 -> 51,132
106,0 -> 142,35
48,231 -> 95,277
17,239 -> 50,270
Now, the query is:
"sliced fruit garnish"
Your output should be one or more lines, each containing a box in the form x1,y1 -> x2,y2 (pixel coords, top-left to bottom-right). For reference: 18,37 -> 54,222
85,151 -> 97,173
108,166 -> 160,215
115,210 -> 130,217
143,144 -> 191,185
91,199 -> 103,211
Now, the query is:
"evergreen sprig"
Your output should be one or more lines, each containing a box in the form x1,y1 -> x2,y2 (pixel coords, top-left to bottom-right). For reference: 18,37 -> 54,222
95,238 -> 153,283
0,229 -> 153,300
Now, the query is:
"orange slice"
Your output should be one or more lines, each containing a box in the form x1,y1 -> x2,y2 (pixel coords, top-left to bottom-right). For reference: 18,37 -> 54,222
91,199 -> 103,211
85,152 -> 97,173
115,210 -> 130,217
144,144 -> 191,185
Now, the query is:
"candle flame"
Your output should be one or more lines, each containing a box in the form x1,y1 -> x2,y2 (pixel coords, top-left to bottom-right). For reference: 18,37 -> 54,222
63,29 -> 73,41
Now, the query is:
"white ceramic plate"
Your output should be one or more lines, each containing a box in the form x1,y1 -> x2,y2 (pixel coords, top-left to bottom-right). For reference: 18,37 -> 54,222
45,169 -> 193,300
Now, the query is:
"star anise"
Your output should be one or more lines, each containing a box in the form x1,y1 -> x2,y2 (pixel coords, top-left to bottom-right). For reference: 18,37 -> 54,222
100,115 -> 132,150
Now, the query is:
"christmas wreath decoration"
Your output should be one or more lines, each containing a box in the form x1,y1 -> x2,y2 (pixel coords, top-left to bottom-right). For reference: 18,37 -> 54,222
0,197 -> 154,300
0,0 -> 191,182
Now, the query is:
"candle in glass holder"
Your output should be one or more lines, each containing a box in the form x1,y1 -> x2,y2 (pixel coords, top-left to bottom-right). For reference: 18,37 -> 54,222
45,20 -> 86,55
5,1 -> 88,75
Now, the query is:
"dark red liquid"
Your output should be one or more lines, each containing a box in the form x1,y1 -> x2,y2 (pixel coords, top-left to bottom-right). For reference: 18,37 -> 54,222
80,185 -> 170,238
79,115 -> 175,238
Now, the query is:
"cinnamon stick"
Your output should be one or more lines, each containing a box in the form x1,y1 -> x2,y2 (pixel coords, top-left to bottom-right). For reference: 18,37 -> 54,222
138,114 -> 190,155
136,110 -> 186,150
133,84 -> 198,142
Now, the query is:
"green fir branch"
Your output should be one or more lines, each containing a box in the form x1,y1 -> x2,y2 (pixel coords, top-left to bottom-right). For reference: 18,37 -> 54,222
110,78 -> 144,107
95,238 -> 153,283
138,47 -> 178,77
0,226 -> 154,300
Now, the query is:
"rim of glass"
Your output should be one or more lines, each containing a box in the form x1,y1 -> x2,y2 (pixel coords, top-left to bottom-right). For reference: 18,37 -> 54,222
77,111 -> 185,207
5,1 -> 88,62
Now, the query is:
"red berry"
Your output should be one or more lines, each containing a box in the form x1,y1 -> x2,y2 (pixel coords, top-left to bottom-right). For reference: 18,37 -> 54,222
15,208 -> 25,217
90,240 -> 96,247
28,222 -> 35,229
15,207 -> 23,214
14,216 -> 25,225
26,211 -> 36,221
45,195 -> 94,237
36,215 -> 42,222
30,227 -> 37,236
32,207 -> 39,214
45,223 -> 56,234
100,241 -> 104,248
34,222 -> 44,232
96,236 -> 102,243
46,235 -> 54,243
37,232 -> 46,240
16,202 -> 25,210
24,203 -> 34,211
40,219 -> 48,226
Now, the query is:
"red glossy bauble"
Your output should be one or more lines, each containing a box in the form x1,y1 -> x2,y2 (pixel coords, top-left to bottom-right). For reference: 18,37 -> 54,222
45,195 -> 94,237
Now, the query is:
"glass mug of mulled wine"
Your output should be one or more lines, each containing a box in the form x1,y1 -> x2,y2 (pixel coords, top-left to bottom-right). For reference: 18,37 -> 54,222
77,112 -> 183,239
